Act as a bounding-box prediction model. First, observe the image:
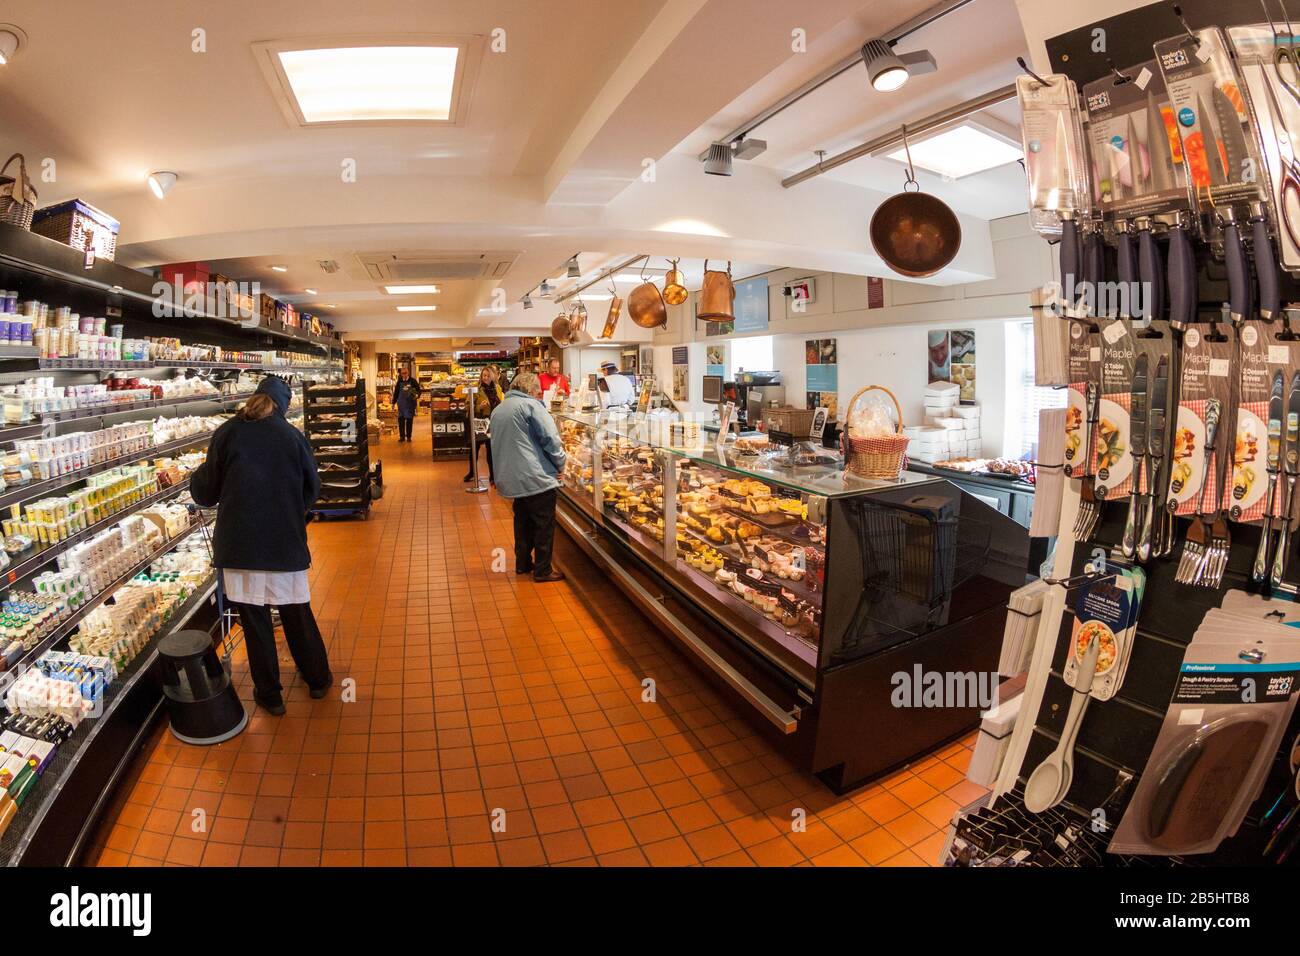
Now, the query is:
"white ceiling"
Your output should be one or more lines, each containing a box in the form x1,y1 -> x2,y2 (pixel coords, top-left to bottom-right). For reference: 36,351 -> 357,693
0,0 -> 1034,340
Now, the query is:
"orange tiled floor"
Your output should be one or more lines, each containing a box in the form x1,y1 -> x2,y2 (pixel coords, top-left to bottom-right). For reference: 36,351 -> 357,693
87,419 -> 985,867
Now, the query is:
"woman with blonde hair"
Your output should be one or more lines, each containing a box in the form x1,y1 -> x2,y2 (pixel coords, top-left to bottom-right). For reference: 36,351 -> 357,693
464,364 -> 504,484
190,375 -> 332,715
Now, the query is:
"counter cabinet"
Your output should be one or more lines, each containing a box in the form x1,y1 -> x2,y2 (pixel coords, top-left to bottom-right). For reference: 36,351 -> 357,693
554,412 -> 1032,791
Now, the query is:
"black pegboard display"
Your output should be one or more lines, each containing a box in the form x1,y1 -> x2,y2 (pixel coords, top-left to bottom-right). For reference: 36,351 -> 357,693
995,2 -> 1300,865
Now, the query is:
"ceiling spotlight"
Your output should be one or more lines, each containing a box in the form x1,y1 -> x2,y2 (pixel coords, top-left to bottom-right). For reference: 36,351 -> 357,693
0,27 -> 24,66
703,142 -> 733,177
566,256 -> 581,278
270,265 -> 287,273
304,288 -> 317,295
522,294 -> 533,310
146,171 -> 178,199
861,39 -> 936,92
538,280 -> 554,298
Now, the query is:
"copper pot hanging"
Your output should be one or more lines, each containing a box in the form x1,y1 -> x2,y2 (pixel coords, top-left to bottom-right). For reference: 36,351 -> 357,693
869,125 -> 961,278
600,277 -> 623,339
627,263 -> 668,329
568,300 -> 588,336
662,258 -> 688,305
697,259 -> 735,320
550,313 -> 573,346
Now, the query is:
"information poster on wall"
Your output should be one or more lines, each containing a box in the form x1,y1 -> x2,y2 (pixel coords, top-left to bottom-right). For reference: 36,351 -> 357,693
671,345 -> 689,402
867,276 -> 885,309
804,338 -> 839,420
705,345 -> 725,379
927,329 -> 976,403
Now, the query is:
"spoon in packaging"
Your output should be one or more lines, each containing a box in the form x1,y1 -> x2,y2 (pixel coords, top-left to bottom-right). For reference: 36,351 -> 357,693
1024,633 -> 1102,813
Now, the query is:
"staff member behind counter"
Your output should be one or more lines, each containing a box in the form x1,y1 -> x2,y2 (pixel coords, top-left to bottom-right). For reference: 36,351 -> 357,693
597,361 -> 636,408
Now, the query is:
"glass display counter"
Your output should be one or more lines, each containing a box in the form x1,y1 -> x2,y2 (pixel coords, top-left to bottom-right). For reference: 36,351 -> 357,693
554,411 -> 1032,791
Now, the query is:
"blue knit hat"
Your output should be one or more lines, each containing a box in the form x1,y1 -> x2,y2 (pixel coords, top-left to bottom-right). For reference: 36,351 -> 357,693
255,375 -> 292,415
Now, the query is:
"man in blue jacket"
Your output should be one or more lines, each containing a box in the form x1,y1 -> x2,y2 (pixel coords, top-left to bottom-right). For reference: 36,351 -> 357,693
490,370 -> 567,582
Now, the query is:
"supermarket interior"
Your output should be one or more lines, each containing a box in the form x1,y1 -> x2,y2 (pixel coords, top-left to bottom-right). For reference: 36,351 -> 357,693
0,0 -> 1296,906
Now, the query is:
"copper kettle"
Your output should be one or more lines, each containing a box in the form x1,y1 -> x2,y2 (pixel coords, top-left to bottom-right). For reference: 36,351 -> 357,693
662,258 -> 688,306
869,126 -> 961,278
627,267 -> 667,329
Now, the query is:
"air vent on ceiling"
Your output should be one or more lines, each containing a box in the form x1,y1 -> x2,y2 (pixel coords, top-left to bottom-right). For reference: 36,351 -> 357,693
356,251 -> 518,282
318,259 -> 340,274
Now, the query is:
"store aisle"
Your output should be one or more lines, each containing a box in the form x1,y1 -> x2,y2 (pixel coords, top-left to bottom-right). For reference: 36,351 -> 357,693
87,421 -> 984,867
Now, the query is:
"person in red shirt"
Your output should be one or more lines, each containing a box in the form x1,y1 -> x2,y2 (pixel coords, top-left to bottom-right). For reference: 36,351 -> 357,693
539,357 -> 570,398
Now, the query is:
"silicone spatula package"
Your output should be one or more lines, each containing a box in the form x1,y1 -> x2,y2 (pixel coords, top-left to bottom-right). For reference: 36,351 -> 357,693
1063,318 -> 1101,477
1227,25 -> 1300,273
1167,324 -> 1237,515
1017,74 -> 1091,238
1108,604 -> 1300,856
1061,563 -> 1146,702
1082,59 -> 1188,218
1154,28 -> 1268,222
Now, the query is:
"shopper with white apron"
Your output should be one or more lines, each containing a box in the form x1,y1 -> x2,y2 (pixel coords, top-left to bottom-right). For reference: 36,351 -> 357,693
190,375 -> 333,715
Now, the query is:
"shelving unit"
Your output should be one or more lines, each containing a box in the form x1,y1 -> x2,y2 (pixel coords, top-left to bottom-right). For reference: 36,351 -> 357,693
0,222 -> 346,865
428,386 -> 469,458
514,336 -> 554,374
303,379 -> 372,518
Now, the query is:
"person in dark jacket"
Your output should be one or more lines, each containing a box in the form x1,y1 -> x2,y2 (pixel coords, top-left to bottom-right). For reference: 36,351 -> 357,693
190,375 -> 332,715
391,367 -> 420,442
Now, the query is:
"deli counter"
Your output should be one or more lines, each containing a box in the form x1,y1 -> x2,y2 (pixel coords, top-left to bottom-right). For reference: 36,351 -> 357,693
553,412 -> 1031,792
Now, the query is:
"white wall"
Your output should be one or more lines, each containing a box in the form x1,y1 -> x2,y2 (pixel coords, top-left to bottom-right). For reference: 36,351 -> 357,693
644,214 -> 1052,454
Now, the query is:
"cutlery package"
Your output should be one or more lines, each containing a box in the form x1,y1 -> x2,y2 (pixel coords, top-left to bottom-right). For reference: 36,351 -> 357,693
1016,74 -> 1092,239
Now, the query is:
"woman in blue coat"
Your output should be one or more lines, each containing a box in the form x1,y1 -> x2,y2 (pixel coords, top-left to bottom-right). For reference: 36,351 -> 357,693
391,366 -> 421,442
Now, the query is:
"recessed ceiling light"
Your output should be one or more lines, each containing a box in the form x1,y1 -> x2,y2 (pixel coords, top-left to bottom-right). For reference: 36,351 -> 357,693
396,305 -> 438,312
304,288 -> 317,295
146,171 -> 177,199
384,284 -> 440,295
270,266 -> 287,273
277,46 -> 459,123
885,123 -> 1022,179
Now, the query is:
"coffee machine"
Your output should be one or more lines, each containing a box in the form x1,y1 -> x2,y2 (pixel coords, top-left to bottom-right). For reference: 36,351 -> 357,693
726,371 -> 784,429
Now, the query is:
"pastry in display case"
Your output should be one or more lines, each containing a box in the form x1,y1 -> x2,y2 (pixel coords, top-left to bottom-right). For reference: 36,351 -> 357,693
552,410 -> 1032,792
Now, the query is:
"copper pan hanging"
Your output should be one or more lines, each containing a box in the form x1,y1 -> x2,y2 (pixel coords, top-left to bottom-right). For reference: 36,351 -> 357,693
627,261 -> 668,329
662,258 -> 689,305
550,312 -> 573,346
600,275 -> 623,339
869,125 -> 961,278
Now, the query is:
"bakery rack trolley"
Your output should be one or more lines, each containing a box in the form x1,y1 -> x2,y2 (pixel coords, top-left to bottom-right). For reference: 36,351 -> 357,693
302,377 -> 373,520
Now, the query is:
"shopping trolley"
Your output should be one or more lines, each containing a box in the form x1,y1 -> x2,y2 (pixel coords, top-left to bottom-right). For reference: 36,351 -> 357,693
185,503 -> 244,667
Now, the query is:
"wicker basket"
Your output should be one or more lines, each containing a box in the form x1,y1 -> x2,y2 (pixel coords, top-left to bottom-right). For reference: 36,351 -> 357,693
31,199 -> 119,261
0,154 -> 37,231
844,384 -> 910,479
762,405 -> 816,436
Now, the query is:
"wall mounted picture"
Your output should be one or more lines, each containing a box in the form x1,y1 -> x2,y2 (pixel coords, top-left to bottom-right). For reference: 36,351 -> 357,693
927,329 -> 976,404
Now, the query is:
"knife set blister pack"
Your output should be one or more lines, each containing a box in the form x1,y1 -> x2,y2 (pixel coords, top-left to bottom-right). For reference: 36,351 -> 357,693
1017,74 -> 1092,238
1082,59 -> 1187,217
1154,28 -> 1268,217
1168,324 -> 1236,515
1062,564 -> 1146,702
1108,599 -> 1300,856
1227,24 -> 1300,274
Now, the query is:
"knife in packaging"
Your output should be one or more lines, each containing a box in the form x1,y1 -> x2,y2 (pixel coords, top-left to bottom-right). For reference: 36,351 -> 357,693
1142,354 -> 1169,561
1271,370 -> 1300,588
1252,370 -> 1285,585
1123,353 -> 1149,558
